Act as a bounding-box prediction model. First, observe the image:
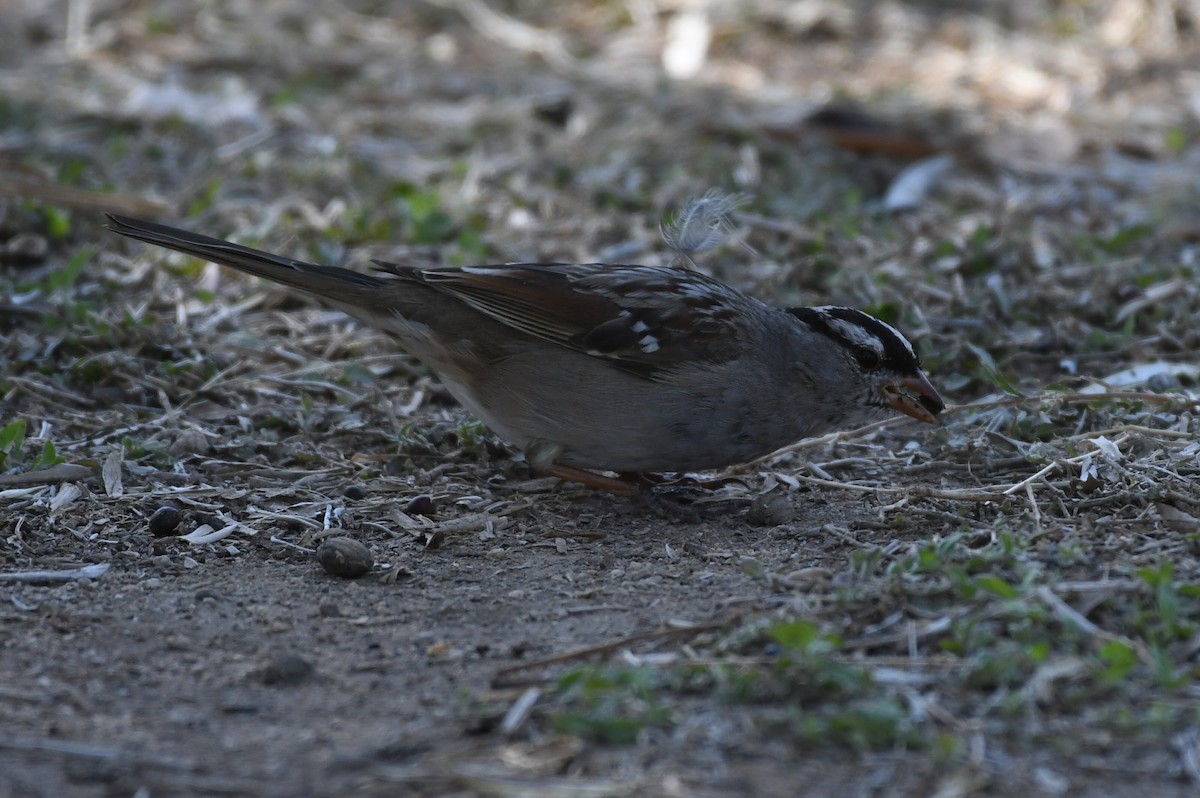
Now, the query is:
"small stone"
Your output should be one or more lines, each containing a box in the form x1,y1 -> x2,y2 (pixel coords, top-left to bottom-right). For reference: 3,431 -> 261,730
747,488 -> 795,527
260,652 -> 315,686
193,513 -> 223,530
4,232 -> 48,267
148,506 -> 183,537
316,537 -> 373,579
343,484 -> 366,500
168,428 -> 211,457
405,494 -> 436,516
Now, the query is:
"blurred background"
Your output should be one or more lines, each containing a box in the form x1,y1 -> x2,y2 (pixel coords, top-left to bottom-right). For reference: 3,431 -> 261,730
4,0 -> 1200,399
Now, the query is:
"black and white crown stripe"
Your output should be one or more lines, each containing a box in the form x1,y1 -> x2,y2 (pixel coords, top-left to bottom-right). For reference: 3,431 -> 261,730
787,306 -> 920,372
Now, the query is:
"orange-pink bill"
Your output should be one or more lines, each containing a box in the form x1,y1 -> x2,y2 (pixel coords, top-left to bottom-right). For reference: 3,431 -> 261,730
884,372 -> 945,424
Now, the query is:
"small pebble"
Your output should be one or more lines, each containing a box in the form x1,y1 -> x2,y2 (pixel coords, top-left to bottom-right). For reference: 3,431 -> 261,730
405,494 -> 436,516
316,537 -> 373,579
148,506 -> 183,537
4,232 -> 48,267
747,488 -> 795,527
193,513 -> 223,529
343,484 -> 366,500
168,427 -> 211,457
260,652 -> 315,686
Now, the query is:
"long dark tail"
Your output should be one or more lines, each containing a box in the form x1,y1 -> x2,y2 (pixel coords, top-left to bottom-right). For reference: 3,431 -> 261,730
105,214 -> 388,294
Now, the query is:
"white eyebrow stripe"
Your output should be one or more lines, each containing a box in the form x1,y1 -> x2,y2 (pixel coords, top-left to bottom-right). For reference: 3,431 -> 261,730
813,307 -> 917,361
825,316 -> 885,354
871,317 -> 916,359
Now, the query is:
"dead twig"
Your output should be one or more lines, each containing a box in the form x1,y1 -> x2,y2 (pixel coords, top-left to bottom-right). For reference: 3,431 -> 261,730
0,463 -> 93,487
0,169 -> 172,217
491,617 -> 732,688
0,564 -> 110,584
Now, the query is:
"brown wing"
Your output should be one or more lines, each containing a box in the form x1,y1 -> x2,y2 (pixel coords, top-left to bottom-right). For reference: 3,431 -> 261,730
372,261 -> 762,378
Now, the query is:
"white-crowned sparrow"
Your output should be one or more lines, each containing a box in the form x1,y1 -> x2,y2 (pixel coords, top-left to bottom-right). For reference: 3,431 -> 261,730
106,214 -> 944,493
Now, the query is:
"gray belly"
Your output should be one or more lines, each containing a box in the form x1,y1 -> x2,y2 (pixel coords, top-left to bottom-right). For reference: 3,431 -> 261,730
462,352 -> 819,473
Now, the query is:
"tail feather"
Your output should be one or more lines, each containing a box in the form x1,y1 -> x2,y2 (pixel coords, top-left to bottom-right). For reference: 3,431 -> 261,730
105,214 -> 388,295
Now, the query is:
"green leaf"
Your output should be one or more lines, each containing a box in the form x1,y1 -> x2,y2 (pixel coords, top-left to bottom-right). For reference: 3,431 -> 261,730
1098,641 -> 1137,684
0,419 -> 27,469
1166,127 -> 1188,153
1101,223 -> 1153,253
964,342 -> 1024,397
187,177 -> 222,217
740,557 -> 766,581
1136,563 -> 1171,590
340,364 -> 377,384
768,620 -> 821,652
47,247 -> 94,293
31,440 -> 66,469
43,205 -> 71,239
1149,644 -> 1182,689
553,712 -> 644,745
974,575 -> 1019,599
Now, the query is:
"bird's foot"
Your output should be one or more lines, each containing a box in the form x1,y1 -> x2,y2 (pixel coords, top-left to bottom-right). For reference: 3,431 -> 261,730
539,465 -> 748,519
540,463 -> 641,496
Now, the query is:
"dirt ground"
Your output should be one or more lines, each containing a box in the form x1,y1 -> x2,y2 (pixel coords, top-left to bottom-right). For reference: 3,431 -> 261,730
3,2 -> 1200,796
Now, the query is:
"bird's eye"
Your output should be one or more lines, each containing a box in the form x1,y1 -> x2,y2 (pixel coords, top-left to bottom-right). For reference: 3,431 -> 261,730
855,349 -> 881,370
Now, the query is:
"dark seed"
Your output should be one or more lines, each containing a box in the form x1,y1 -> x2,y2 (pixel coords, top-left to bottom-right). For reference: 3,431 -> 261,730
316,537 -> 373,578
533,95 -> 573,128
405,494 -> 436,516
148,506 -> 182,537
343,484 -> 366,500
